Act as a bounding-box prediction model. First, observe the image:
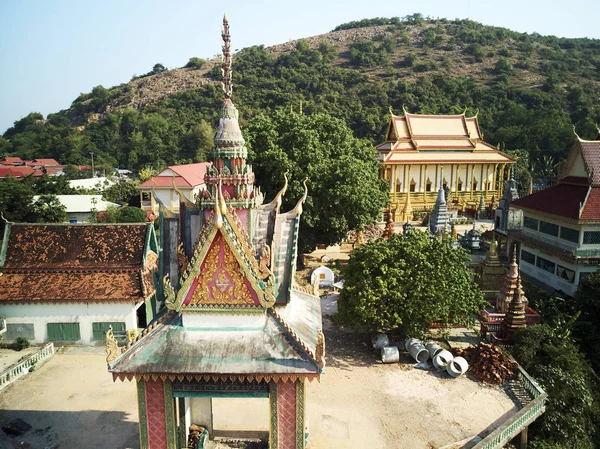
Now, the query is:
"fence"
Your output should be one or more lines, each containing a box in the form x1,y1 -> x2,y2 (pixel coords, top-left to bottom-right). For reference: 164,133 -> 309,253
0,343 -> 55,391
472,366 -> 547,449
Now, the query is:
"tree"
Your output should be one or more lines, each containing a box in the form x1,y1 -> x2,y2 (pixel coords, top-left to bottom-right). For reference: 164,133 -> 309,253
511,325 -> 600,448
103,180 -> 140,206
151,63 -> 166,75
0,176 -> 35,229
244,111 -> 389,253
185,57 -> 206,69
572,270 -> 600,374
31,194 -> 67,223
115,206 -> 147,223
336,231 -> 486,336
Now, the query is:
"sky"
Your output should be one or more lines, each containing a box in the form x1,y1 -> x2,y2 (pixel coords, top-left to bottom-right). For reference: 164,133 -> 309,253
1,0 -> 599,134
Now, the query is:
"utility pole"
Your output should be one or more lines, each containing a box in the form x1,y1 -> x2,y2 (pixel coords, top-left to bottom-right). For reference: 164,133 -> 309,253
90,152 -> 95,177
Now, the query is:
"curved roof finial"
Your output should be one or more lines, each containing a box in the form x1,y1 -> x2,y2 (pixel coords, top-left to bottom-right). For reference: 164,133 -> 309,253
461,107 -> 468,116
273,170 -> 289,210
295,178 -> 309,215
218,178 -> 227,214
573,125 -> 582,141
389,105 -> 394,116
214,181 -> 223,228
402,104 -> 409,116
221,13 -> 233,100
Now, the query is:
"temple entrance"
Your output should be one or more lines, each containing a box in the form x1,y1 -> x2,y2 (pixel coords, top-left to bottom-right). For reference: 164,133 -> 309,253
173,380 -> 271,448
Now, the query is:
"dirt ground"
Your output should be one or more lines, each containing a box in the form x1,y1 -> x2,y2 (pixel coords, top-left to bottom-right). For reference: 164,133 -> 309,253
0,307 -> 517,449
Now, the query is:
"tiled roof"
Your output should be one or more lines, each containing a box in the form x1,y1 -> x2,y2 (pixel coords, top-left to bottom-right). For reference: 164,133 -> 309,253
579,140 -> 600,185
139,163 -> 211,188
0,223 -> 157,303
27,158 -> 60,167
0,271 -> 150,303
511,183 -> 589,220
3,224 -> 148,269
581,187 -> 600,220
0,166 -> 36,178
0,157 -> 25,165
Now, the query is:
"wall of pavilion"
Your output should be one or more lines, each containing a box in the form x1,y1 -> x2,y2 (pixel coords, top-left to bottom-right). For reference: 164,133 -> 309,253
377,111 -> 514,222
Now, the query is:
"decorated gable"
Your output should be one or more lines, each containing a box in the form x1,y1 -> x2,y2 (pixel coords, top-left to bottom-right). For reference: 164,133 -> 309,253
183,233 -> 260,308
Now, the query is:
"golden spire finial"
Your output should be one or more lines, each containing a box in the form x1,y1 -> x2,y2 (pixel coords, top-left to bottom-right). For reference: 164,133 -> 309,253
214,183 -> 223,228
511,244 -> 518,265
295,178 -> 309,215
299,101 -> 303,115
221,13 -> 233,99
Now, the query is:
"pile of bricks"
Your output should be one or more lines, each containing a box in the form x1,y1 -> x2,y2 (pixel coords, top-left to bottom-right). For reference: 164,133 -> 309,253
453,343 -> 517,385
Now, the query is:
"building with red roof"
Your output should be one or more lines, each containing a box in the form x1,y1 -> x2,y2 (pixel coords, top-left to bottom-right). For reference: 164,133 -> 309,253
0,166 -> 40,179
138,162 -> 211,214
509,132 -> 600,296
0,223 -> 159,343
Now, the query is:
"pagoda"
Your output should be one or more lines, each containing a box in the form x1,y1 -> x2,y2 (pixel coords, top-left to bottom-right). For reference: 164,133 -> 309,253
106,16 -> 324,449
429,170 -> 451,237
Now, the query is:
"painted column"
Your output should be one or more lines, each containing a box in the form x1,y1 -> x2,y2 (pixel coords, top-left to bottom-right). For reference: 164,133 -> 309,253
270,380 -> 305,449
139,378 -> 177,449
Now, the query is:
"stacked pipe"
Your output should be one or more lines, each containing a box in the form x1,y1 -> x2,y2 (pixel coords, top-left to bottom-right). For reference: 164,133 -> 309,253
404,338 -> 469,377
373,334 -> 400,364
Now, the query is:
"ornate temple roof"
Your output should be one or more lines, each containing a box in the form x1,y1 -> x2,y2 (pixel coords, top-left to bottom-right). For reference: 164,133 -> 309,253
0,223 -> 157,303
376,110 -> 514,165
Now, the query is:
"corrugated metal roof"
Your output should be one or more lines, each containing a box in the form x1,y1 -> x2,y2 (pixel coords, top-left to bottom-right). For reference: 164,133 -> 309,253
33,195 -> 119,213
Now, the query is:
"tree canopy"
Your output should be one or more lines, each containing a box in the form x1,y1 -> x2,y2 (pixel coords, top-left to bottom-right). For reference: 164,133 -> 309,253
244,110 -> 388,253
336,231 -> 486,335
511,324 -> 600,448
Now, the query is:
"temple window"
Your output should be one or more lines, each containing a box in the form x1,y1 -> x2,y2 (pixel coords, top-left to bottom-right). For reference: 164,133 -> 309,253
559,226 -> 579,243
583,231 -> 600,244
539,220 -> 559,237
536,255 -> 556,274
458,182 -> 463,191
523,216 -> 539,231
521,250 -> 536,265
485,181 -> 491,190
426,182 -> 432,192
409,183 -> 416,192
396,182 -> 402,192
473,181 -> 478,190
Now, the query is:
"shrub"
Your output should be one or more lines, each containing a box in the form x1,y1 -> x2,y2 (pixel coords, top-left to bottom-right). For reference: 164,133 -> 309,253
185,57 -> 206,69
15,337 -> 30,351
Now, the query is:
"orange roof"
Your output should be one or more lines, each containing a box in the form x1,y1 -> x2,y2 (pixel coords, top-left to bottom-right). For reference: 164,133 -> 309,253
0,166 -> 36,178
139,162 -> 211,188
27,158 -> 60,167
0,156 -> 25,165
378,112 -> 510,163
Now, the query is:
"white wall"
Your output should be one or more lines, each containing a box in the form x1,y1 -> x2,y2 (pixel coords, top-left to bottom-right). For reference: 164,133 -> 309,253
0,302 -> 140,344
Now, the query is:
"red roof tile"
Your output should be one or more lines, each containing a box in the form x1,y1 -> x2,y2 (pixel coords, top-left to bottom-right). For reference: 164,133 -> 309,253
581,187 -> 600,220
511,183 -> 589,220
139,162 -> 211,188
0,271 -> 150,303
0,157 -> 25,165
579,141 -> 600,185
3,224 -> 149,269
0,166 -> 35,178
26,158 -> 60,167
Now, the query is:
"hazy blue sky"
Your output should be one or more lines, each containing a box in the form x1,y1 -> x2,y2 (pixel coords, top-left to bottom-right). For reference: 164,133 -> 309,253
1,0 -> 599,133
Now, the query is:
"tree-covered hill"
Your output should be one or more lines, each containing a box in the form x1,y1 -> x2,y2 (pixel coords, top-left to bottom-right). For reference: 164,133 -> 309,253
2,14 -> 600,174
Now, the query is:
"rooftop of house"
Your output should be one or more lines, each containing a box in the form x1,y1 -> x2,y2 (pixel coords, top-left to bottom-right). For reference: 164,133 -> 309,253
0,166 -> 40,178
68,176 -> 115,190
0,223 -> 157,303
138,162 -> 211,189
512,135 -> 600,222
33,194 -> 119,213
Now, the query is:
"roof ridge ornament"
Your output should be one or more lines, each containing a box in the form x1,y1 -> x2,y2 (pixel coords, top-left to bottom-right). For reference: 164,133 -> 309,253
221,14 -> 233,99
402,104 -> 409,116
294,178 -> 309,215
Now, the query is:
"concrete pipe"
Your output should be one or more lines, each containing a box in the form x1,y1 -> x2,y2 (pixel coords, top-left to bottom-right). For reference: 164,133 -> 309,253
408,342 -> 429,363
404,337 -> 421,352
381,345 -> 400,364
372,333 -> 389,350
447,356 -> 469,378
426,342 -> 443,358
432,350 -> 454,370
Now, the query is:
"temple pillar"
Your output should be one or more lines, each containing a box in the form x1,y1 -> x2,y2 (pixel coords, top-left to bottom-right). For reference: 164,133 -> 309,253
270,380 -> 305,449
137,378 -> 177,449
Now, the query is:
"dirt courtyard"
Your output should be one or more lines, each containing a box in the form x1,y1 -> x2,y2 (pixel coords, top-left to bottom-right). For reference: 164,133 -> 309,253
0,312 -> 517,449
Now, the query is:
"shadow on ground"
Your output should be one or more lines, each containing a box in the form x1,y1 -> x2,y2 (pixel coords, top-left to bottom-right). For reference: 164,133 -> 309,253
0,410 -> 139,449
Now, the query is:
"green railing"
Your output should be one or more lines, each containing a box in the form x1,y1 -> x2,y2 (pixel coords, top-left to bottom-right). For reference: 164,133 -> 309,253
472,366 -> 547,449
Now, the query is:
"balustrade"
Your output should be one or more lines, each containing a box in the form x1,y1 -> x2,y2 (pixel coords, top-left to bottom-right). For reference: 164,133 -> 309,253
0,343 -> 54,391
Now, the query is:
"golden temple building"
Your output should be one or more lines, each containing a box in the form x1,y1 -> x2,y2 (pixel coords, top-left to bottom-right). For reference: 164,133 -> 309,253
376,110 -> 514,221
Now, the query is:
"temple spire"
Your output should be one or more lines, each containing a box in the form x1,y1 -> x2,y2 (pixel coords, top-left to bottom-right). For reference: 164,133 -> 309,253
221,14 -> 232,99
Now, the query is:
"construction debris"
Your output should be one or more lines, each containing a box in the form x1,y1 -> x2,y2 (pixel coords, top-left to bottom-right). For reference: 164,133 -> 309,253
453,343 -> 517,385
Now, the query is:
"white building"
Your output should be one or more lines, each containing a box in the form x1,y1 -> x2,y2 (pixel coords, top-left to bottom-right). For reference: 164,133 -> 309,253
509,133 -> 600,296
311,266 -> 335,288
68,176 -> 115,191
138,162 -> 211,213
33,194 -> 120,223
0,223 -> 159,344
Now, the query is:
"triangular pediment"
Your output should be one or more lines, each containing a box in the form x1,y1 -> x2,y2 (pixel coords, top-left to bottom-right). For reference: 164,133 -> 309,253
164,210 -> 276,312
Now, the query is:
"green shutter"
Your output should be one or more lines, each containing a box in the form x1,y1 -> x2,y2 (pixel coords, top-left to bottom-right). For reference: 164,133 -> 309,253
47,323 -> 81,341
91,322 -> 126,341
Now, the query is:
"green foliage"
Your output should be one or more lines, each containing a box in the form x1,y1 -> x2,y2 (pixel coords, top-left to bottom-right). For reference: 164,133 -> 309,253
31,194 -> 67,223
103,180 -> 140,206
336,231 -> 486,335
185,57 -> 206,69
572,271 -> 600,374
14,337 -> 30,351
465,43 -> 485,62
244,110 -> 388,253
114,206 -> 146,223
349,39 -> 392,67
511,325 -> 600,448
494,57 -> 514,76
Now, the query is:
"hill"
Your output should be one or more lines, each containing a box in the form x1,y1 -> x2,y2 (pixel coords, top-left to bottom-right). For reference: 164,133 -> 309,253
2,14 -> 600,174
